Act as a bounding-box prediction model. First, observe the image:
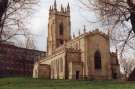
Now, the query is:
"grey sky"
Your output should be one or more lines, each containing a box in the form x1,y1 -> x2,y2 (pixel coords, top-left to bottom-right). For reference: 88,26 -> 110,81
27,0 -> 135,59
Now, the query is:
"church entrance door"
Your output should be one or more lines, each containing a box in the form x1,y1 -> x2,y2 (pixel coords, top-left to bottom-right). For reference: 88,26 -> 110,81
76,71 -> 80,80
112,73 -> 117,79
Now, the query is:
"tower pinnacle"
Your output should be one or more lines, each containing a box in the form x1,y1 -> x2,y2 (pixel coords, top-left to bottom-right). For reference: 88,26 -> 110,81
67,2 -> 70,12
61,4 -> 64,12
54,0 -> 57,10
49,6 -> 52,11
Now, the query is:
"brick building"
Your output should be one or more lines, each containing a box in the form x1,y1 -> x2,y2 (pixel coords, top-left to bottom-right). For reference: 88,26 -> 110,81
0,43 -> 46,77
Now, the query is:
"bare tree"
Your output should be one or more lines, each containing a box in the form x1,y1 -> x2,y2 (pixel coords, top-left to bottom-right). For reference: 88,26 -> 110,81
79,0 -> 135,55
82,0 -> 135,33
0,0 -> 38,47
120,57 -> 135,80
0,0 -> 8,39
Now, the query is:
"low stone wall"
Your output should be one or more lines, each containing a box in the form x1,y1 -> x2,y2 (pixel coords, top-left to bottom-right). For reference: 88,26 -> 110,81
38,64 -> 50,79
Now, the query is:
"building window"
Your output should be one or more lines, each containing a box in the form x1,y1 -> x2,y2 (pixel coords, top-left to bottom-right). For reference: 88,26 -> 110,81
60,40 -> 64,45
59,23 -> 64,35
94,50 -> 102,70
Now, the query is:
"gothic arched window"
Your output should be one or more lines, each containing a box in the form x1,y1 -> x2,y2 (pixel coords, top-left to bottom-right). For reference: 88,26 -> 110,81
94,50 -> 102,70
59,23 -> 64,35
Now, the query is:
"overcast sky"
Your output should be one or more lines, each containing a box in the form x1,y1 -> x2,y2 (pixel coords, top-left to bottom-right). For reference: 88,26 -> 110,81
26,0 -> 135,59
28,0 -> 99,51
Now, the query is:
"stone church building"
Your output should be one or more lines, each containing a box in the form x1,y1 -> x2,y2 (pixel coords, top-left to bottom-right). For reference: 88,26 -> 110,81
33,1 -> 120,80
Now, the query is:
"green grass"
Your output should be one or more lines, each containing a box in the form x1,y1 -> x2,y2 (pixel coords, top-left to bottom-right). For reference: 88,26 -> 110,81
0,77 -> 135,89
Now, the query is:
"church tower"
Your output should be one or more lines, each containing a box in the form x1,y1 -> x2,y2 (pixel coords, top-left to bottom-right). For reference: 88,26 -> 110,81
47,0 -> 71,55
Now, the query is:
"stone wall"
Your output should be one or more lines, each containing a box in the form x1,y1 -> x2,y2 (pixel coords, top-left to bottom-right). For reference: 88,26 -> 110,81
110,53 -> 120,79
86,33 -> 112,80
68,62 -> 83,80
38,64 -> 50,79
36,30 -> 121,80
40,49 -> 66,79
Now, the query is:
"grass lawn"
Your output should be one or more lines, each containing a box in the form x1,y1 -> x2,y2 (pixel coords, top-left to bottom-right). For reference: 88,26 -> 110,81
0,77 -> 135,89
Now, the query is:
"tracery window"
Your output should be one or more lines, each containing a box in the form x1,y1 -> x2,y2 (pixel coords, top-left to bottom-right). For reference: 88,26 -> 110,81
59,23 -> 64,35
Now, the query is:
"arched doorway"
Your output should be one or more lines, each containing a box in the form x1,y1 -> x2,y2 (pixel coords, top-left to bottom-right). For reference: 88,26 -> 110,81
76,71 -> 80,80
94,50 -> 102,70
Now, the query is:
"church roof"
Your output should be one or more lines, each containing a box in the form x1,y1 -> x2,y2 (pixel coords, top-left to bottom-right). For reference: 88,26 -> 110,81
71,28 -> 109,42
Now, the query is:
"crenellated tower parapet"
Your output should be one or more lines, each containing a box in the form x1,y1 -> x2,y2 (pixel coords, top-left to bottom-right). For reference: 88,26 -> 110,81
49,0 -> 70,17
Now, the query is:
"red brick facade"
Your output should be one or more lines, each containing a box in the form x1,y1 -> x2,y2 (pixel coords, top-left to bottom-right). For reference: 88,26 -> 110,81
0,43 -> 46,77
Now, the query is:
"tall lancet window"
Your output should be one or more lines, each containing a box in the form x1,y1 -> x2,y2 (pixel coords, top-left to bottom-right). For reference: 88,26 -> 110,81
94,50 -> 102,70
59,23 -> 64,35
